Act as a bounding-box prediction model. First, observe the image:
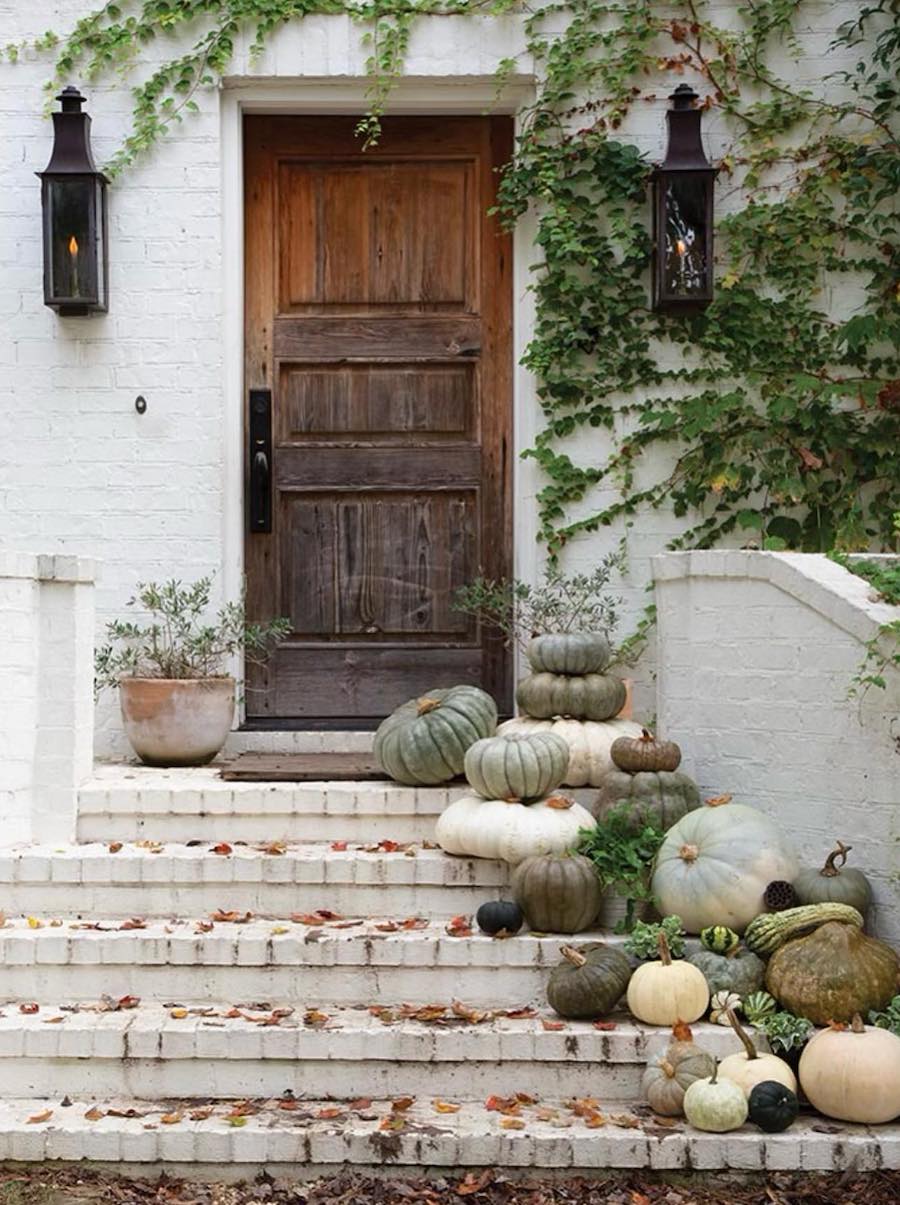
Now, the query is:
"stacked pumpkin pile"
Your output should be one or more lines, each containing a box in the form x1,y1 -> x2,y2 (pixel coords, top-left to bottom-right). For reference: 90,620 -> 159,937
498,632 -> 643,786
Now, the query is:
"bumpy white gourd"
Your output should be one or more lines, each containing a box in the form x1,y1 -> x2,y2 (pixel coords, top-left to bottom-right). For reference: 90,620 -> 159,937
498,716 -> 643,787
435,794 -> 595,865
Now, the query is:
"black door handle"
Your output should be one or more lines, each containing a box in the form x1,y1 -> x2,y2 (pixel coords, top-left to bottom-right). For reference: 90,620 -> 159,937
249,389 -> 272,533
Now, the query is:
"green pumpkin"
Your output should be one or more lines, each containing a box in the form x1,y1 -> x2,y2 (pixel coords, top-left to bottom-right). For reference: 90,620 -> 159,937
766,921 -> 899,1026
547,943 -> 632,1020
595,769 -> 700,831
793,841 -> 873,915
517,672 -> 627,722
701,926 -> 740,955
511,851 -> 603,934
682,1062 -> 749,1132
527,632 -> 611,675
748,1080 -> 799,1133
687,947 -> 765,997
464,731 -> 568,802
374,686 -> 497,786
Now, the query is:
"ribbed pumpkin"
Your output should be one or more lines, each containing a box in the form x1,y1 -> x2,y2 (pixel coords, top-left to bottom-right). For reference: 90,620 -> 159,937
498,716 -> 643,787
747,1081 -> 799,1132
374,686 -> 497,785
511,851 -> 603,933
436,793 -> 595,865
464,731 -> 568,802
610,728 -> 682,773
642,1024 -> 716,1116
527,632 -> 611,675
682,1062 -> 748,1133
650,798 -> 798,934
595,770 -> 701,832
516,672 -> 627,722
765,920 -> 899,1025
799,1014 -> 900,1124
626,932 -> 710,1026
547,943 -> 632,1019
688,947 -> 765,997
718,1008 -> 797,1098
793,841 -> 873,915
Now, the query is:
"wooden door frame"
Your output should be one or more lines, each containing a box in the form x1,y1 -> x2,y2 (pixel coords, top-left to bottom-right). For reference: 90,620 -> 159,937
231,101 -> 518,728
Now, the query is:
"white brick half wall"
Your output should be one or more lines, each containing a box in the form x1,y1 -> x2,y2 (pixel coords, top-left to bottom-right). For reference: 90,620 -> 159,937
0,553 -> 95,844
654,551 -> 900,946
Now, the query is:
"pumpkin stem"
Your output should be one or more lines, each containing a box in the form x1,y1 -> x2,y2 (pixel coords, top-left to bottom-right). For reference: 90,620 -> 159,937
416,697 -> 442,716
657,931 -> 672,966
561,945 -> 587,969
727,1008 -> 758,1060
709,1058 -> 720,1085
821,841 -> 851,877
851,1013 -> 866,1034
659,1059 -> 676,1079
640,728 -> 654,742
678,844 -> 699,864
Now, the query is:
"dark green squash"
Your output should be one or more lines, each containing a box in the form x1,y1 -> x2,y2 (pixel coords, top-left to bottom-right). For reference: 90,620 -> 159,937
700,925 -> 739,955
594,769 -> 701,832
688,946 -> 765,997
475,900 -> 524,936
748,1080 -> 799,1132
511,851 -> 603,934
793,841 -> 873,915
547,943 -> 632,1019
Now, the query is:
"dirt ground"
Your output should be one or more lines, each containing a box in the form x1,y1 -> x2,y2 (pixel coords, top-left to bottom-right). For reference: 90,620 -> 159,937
1,1167 -> 899,1205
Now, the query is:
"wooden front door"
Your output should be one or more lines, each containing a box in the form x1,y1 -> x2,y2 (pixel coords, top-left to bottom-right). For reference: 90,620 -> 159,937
243,116 -> 512,725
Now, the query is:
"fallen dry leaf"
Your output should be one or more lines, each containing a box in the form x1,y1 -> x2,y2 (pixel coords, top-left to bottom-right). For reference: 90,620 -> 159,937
330,841 -> 348,851
291,909 -> 343,926
170,1008 -> 188,1019
211,842 -> 233,856
348,1098 -> 372,1111
541,1019 -> 565,1031
119,918 -> 146,931
499,1117 -> 526,1130
592,1020 -> 617,1031
27,917 -> 43,929
610,1113 -> 640,1129
445,915 -> 473,938
189,1107 -> 213,1120
432,1099 -> 460,1114
27,1109 -> 53,1124
456,1170 -> 494,1196
226,1115 -> 247,1127
544,794 -> 573,810
160,1113 -> 183,1125
485,1095 -> 521,1116
134,840 -> 164,853
315,1107 -> 346,1120
258,841 -> 286,856
195,920 -> 215,933
379,1116 -> 406,1132
210,910 -> 252,924
84,1106 -> 105,1121
19,1002 -> 39,1014
303,1009 -> 330,1028
108,842 -> 123,853
391,1097 -> 415,1113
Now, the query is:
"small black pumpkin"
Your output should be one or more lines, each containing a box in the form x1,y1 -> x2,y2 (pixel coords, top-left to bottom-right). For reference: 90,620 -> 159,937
475,900 -> 524,936
748,1080 -> 799,1133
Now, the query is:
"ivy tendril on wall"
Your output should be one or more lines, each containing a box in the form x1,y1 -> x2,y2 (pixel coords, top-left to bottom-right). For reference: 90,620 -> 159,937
8,0 -> 900,562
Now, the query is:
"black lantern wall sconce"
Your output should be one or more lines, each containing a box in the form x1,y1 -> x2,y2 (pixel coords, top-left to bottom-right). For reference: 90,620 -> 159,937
38,86 -> 109,316
651,83 -> 718,313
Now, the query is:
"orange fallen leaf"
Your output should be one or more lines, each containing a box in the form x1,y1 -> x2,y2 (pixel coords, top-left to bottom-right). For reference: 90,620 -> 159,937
499,1117 -> 526,1130
592,1020 -> 617,1031
119,918 -> 146,931
445,915 -> 472,938
391,1096 -> 415,1113
258,841 -> 286,856
210,910 -> 252,924
161,1112 -> 183,1125
316,1107 -> 345,1120
705,793 -> 733,808
330,841 -> 348,851
503,1007 -> 537,1019
611,1113 -> 640,1129
349,1098 -> 372,1111
211,842 -> 232,856
189,1107 -> 213,1120
374,921 -> 398,932
43,1016 -> 65,1025
303,1009 -> 330,1028
485,1095 -> 520,1116
170,1008 -> 188,1019
401,917 -> 428,930
19,1002 -> 39,1014
195,920 -> 214,933
432,1099 -> 460,1114
515,1093 -> 536,1105
456,1170 -> 494,1196
27,1109 -> 53,1124
84,1106 -> 105,1121
672,1020 -> 693,1042
379,1116 -> 406,1131
117,995 -> 141,1010
544,794 -> 573,810
541,1019 -> 565,1031
108,842 -> 123,853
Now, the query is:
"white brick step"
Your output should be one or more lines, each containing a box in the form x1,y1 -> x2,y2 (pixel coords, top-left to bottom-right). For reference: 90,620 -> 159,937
0,1005 -> 749,1102
77,767 -> 468,845
0,1096 -> 896,1172
0,843 -> 508,918
0,916 -> 630,1007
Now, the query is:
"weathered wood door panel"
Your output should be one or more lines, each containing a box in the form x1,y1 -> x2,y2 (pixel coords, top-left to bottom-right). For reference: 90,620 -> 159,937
244,116 -> 512,725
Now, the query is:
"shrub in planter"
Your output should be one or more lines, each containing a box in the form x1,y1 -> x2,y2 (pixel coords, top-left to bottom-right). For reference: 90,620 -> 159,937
95,578 -> 290,767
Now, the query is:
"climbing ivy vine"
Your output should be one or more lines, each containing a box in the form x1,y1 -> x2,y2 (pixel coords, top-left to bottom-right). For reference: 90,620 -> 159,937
10,0 -> 900,557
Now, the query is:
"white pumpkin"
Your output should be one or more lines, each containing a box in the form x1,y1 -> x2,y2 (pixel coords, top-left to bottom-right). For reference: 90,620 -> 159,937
799,1014 -> 900,1124
683,1064 -> 749,1132
651,799 -> 797,934
498,716 -> 643,787
435,793 -> 595,865
626,933 -> 710,1026
718,1009 -> 798,1099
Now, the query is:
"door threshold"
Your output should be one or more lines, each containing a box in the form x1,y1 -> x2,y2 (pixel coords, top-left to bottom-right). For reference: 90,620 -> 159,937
240,718 -> 382,732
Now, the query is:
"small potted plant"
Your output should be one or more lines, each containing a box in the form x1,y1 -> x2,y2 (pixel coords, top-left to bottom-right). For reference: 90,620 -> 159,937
576,803 -> 666,931
95,578 -> 290,767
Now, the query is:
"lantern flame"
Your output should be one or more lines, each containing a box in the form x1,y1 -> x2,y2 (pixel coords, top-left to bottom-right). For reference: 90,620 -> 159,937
68,235 -> 79,256
675,238 -> 687,257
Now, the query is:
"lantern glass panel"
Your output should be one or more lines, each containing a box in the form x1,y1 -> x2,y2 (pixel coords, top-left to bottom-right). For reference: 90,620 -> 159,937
662,175 -> 709,299
46,177 -> 98,303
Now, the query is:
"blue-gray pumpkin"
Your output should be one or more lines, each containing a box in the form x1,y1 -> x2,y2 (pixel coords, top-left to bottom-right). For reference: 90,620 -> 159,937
374,686 -> 497,785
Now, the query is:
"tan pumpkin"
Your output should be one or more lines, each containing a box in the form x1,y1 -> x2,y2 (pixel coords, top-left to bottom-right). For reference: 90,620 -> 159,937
717,1009 -> 797,1099
765,920 -> 899,1026
799,1014 -> 900,1124
610,728 -> 682,773
626,932 -> 709,1027
642,1023 -> 716,1116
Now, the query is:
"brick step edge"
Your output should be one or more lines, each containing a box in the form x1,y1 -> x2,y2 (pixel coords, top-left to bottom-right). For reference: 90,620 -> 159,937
0,1003 -> 759,1064
0,1098 -> 896,1171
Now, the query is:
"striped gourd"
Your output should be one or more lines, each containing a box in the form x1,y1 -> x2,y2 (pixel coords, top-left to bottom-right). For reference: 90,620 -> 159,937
700,925 -> 740,955
744,902 -> 864,957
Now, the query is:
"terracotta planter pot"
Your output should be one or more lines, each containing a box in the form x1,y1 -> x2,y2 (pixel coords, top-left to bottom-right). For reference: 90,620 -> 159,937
119,677 -> 235,767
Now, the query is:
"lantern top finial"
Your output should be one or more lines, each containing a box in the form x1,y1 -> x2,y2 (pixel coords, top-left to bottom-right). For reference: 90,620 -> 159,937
669,83 -> 699,110
56,86 -> 87,113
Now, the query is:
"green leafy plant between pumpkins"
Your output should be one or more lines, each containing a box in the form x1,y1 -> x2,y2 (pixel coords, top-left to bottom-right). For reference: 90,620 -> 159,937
576,805 -> 666,932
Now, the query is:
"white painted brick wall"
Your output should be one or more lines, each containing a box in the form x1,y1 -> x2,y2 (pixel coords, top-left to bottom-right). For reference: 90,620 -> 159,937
654,552 -> 900,946
0,553 -> 96,843
0,2 -> 868,754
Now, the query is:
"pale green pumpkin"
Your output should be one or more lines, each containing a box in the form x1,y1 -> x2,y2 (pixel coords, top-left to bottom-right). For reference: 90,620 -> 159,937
464,731 -> 568,801
683,1063 -> 749,1132
527,632 -> 611,675
688,947 -> 765,997
516,672 -> 627,722
374,686 -> 497,786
